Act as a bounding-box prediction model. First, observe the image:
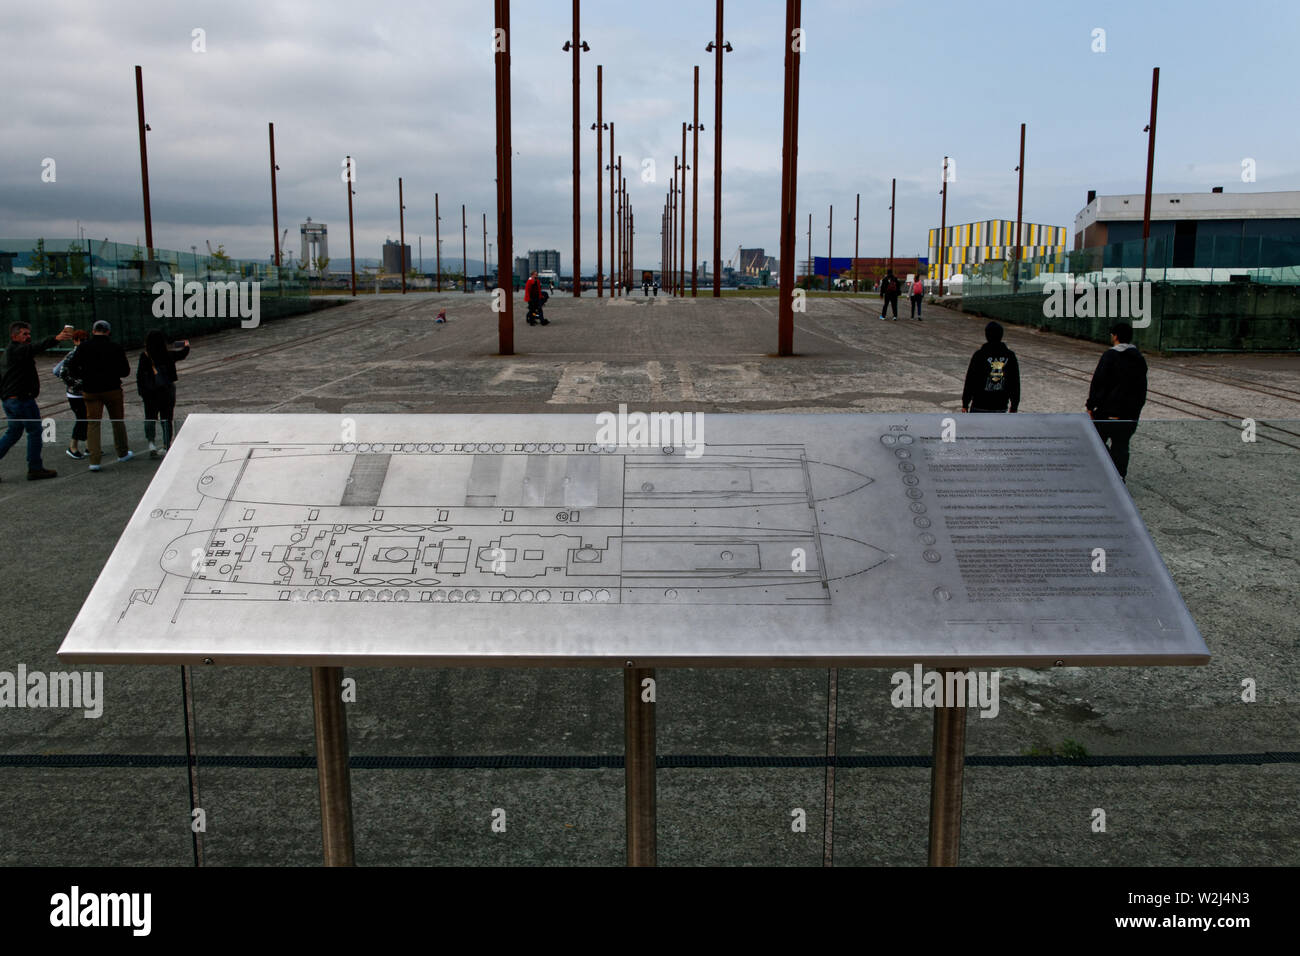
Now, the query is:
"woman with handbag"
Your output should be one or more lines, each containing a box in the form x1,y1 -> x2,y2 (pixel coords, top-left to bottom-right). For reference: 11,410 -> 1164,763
136,329 -> 190,457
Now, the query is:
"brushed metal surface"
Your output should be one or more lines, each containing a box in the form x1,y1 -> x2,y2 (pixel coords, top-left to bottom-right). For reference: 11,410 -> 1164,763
57,413 -> 1209,667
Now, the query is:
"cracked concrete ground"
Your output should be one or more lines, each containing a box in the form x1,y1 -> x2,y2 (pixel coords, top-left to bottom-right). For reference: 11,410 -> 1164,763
2,292 -> 1296,866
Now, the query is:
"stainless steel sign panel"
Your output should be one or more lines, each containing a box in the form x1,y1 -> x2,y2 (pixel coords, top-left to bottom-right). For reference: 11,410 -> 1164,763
57,413 -> 1209,668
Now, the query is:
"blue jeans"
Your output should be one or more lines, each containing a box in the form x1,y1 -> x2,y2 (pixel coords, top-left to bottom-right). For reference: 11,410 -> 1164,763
0,397 -> 44,469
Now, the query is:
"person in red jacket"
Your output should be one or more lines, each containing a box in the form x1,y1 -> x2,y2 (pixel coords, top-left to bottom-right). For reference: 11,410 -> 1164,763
523,271 -> 549,326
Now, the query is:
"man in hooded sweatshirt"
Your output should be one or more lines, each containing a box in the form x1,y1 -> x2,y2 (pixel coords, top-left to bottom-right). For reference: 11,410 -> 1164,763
961,321 -> 1020,413
1086,321 -> 1148,482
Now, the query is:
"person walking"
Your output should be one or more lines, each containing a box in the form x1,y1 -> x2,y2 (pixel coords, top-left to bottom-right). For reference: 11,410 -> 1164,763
137,329 -> 189,458
52,328 -> 90,459
1086,322 -> 1148,483
67,320 -> 133,472
523,270 -> 548,326
879,270 -> 901,320
0,321 -> 74,480
962,321 -> 1020,413
909,277 -> 925,320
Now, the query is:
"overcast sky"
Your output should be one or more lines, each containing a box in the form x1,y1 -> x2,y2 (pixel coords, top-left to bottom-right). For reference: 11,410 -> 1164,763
3,0 -> 1298,272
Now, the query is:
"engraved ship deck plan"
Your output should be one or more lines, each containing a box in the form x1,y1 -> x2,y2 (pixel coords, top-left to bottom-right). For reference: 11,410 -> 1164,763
58,414 -> 1209,667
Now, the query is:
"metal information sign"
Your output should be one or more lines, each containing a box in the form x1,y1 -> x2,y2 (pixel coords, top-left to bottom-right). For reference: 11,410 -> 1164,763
57,413 -> 1208,867
59,413 -> 1207,668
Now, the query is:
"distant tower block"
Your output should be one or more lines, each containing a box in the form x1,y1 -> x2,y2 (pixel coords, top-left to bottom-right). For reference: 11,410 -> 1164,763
300,218 -> 328,274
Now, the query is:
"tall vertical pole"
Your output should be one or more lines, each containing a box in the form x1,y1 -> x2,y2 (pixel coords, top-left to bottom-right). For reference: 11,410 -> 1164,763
1141,67 -> 1160,283
711,0 -> 725,296
494,0 -> 515,354
1014,123 -> 1025,292
889,177 -> 895,275
269,123 -> 281,266
595,65 -> 604,297
629,207 -> 634,279
462,204 -> 468,293
671,160 -> 677,294
853,192 -> 860,293
609,124 -> 615,295
691,66 -> 701,295
680,122 -> 687,295
398,177 -> 406,294
938,157 -> 948,296
776,0 -> 801,355
616,157 -> 623,295
134,66 -> 154,261
807,212 -> 812,289
827,204 -> 832,291
345,155 -> 356,297
435,193 -> 442,292
483,212 -> 488,292
571,0 -> 582,295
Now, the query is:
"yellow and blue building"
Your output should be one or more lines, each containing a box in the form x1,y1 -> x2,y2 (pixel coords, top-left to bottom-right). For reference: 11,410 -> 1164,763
927,220 -> 1067,279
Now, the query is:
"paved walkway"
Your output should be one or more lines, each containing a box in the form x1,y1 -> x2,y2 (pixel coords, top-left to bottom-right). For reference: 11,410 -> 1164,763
2,293 -> 1296,866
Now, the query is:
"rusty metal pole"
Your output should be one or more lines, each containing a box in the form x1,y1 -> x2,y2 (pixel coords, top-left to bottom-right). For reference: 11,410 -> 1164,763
494,0 -> 515,354
853,192 -> 860,293
629,207 -> 634,281
609,123 -> 615,295
827,203 -> 833,291
345,155 -> 356,296
595,65 -> 604,297
134,66 -> 154,261
269,123 -> 281,266
461,204 -> 468,293
807,212 -> 811,289
435,193 -> 442,292
1141,67 -> 1159,283
623,178 -> 629,292
399,178 -> 406,294
482,212 -> 488,292
670,160 -> 677,295
570,0 -> 583,295
776,0 -> 801,355
691,66 -> 701,295
889,178 -> 895,276
1014,123 -> 1025,292
938,156 -> 948,296
680,122 -> 687,295
711,0 -> 726,296
616,157 -> 623,295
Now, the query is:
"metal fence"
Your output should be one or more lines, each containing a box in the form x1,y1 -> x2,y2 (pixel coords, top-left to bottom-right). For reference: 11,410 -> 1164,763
959,235 -> 1300,351
1,238 -> 313,349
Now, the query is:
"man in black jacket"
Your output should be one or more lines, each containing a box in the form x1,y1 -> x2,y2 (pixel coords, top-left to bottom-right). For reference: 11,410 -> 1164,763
878,270 -> 901,320
962,321 -> 1020,413
0,321 -> 74,479
1086,322 -> 1148,482
67,320 -> 134,471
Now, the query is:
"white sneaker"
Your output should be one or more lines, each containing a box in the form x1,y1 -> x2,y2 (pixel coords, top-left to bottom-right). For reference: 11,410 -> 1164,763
118,450 -> 134,463
149,441 -> 158,459
89,464 -> 102,472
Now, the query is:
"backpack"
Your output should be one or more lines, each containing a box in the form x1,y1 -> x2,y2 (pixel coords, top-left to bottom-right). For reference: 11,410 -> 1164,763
884,276 -> 899,295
